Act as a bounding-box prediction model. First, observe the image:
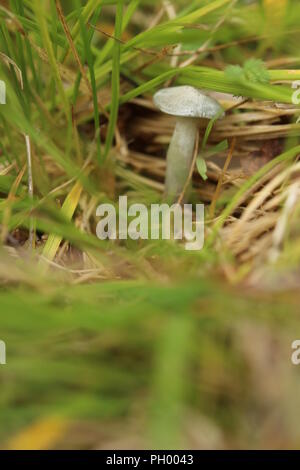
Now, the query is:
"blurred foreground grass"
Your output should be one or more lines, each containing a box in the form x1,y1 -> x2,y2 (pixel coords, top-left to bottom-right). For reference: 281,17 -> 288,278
1,277 -> 300,449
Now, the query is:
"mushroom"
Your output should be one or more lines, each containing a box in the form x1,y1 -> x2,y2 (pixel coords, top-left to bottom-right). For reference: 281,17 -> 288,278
154,85 -> 224,202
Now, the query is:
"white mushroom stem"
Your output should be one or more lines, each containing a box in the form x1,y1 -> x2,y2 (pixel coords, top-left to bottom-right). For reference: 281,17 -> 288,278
165,117 -> 198,202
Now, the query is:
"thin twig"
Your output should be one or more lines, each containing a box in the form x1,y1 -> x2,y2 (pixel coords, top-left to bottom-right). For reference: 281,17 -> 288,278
209,137 -> 236,219
56,0 -> 92,97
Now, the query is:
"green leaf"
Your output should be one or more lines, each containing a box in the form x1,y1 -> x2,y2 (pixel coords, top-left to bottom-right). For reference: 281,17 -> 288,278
196,157 -> 208,181
225,64 -> 245,82
225,59 -> 270,85
243,59 -> 270,84
204,139 -> 229,158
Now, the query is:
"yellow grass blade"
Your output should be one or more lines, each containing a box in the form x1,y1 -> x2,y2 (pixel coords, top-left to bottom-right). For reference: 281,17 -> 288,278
40,180 -> 83,265
7,417 -> 69,450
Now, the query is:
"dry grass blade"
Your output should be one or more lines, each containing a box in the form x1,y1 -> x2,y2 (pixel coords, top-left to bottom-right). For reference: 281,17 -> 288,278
40,180 -> 84,269
209,137 -> 236,219
55,0 -> 92,97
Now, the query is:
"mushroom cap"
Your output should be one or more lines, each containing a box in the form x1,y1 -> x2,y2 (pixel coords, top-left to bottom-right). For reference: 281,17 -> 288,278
153,85 -> 224,119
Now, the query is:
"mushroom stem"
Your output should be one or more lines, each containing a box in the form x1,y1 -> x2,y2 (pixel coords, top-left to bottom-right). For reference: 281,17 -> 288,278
165,117 -> 198,202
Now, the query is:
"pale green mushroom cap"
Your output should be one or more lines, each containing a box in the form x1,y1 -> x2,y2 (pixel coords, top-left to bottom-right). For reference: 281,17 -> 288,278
154,85 -> 224,119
